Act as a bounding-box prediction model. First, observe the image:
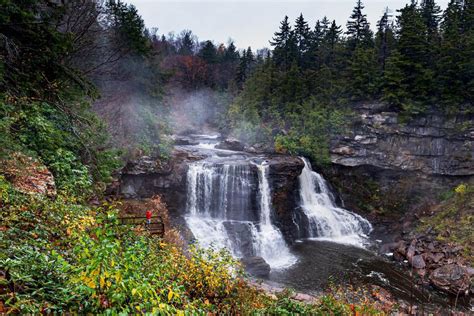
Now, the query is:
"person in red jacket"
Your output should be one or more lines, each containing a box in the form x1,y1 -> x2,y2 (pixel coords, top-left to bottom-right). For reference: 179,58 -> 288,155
145,209 -> 152,226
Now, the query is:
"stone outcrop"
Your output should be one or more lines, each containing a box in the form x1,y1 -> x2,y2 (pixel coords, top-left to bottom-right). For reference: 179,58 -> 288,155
267,156 -> 305,241
240,256 -> 271,277
215,138 -> 245,151
383,236 -> 472,296
1,153 -> 56,197
331,103 -> 473,176
119,149 -> 205,214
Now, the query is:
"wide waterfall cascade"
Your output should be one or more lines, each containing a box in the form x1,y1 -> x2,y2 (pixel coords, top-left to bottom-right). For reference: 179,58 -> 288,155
298,157 -> 372,247
185,158 -> 296,269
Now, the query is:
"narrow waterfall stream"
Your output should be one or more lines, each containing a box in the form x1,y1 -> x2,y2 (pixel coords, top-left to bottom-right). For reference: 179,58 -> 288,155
297,157 -> 372,246
254,163 -> 296,268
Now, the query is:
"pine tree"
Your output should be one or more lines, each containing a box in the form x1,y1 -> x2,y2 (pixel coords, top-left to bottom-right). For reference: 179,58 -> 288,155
383,51 -> 408,106
325,20 -> 342,49
393,3 -> 433,112
460,0 -> 474,107
235,47 -> 256,87
312,20 -> 325,47
375,9 -> 396,71
421,0 -> 442,40
224,41 -> 240,63
346,0 -> 374,49
178,30 -> 195,55
294,13 -> 311,65
270,16 -> 293,69
320,16 -> 331,34
348,47 -> 379,100
437,0 -> 464,109
198,40 -> 217,64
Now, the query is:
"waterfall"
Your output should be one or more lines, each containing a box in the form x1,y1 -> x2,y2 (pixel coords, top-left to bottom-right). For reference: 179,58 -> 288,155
254,163 -> 296,268
185,161 -> 295,269
298,157 -> 372,247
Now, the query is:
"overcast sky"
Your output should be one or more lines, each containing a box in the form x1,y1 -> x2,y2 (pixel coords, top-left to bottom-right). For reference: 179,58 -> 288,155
128,0 -> 449,50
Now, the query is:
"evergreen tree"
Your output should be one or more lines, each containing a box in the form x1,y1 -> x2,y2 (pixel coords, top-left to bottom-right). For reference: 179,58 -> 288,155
198,40 -> 218,64
392,3 -> 433,113
105,0 -> 150,55
375,9 -> 396,71
294,13 -> 311,65
421,0 -> 442,68
325,20 -> 342,49
421,0 -> 442,40
312,20 -> 325,46
348,47 -> 379,100
235,47 -> 256,87
224,41 -> 240,62
178,30 -> 195,55
460,0 -> 474,106
320,16 -> 331,34
437,0 -> 464,108
270,16 -> 298,70
346,0 -> 373,49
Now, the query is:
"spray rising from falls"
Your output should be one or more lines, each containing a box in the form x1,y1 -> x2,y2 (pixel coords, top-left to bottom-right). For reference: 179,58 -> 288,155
185,161 -> 296,269
297,157 -> 372,247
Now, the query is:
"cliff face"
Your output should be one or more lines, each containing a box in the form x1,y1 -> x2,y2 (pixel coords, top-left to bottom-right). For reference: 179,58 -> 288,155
331,104 -> 473,177
325,104 -> 474,219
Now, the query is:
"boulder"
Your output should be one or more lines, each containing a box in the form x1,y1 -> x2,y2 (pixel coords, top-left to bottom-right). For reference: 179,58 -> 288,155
215,138 -> 245,151
429,264 -> 471,295
240,256 -> 271,277
291,292 -> 315,303
411,255 -> 426,269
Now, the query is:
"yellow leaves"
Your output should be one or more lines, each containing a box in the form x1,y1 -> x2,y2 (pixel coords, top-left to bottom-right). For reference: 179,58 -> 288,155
167,289 -> 174,302
455,183 -> 467,195
132,288 -> 137,296
114,271 -> 122,283
99,276 -> 105,289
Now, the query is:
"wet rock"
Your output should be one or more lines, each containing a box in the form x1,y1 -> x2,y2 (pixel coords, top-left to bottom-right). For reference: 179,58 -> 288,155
429,264 -> 470,295
412,255 -> 426,269
119,149 -> 205,208
380,241 -> 404,254
240,257 -> 271,277
215,138 -> 245,151
406,239 -> 417,263
428,252 -> 444,264
291,292 -> 315,303
266,156 -> 305,241
172,136 -> 199,146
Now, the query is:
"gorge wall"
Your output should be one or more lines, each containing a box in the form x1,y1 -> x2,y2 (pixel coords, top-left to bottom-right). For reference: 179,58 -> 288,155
325,103 -> 473,217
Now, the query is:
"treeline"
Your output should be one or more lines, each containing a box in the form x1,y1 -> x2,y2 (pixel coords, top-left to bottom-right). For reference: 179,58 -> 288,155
150,30 -> 265,90
228,0 -> 474,163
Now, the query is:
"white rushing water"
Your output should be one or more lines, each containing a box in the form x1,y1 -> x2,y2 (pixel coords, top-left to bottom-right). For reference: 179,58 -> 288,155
185,160 -> 296,269
298,157 -> 372,247
254,163 -> 297,268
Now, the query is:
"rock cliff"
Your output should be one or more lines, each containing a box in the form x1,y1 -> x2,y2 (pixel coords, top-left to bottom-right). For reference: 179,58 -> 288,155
331,103 -> 473,177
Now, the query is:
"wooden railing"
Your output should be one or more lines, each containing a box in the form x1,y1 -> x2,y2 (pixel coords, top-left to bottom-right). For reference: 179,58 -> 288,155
118,215 -> 164,237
